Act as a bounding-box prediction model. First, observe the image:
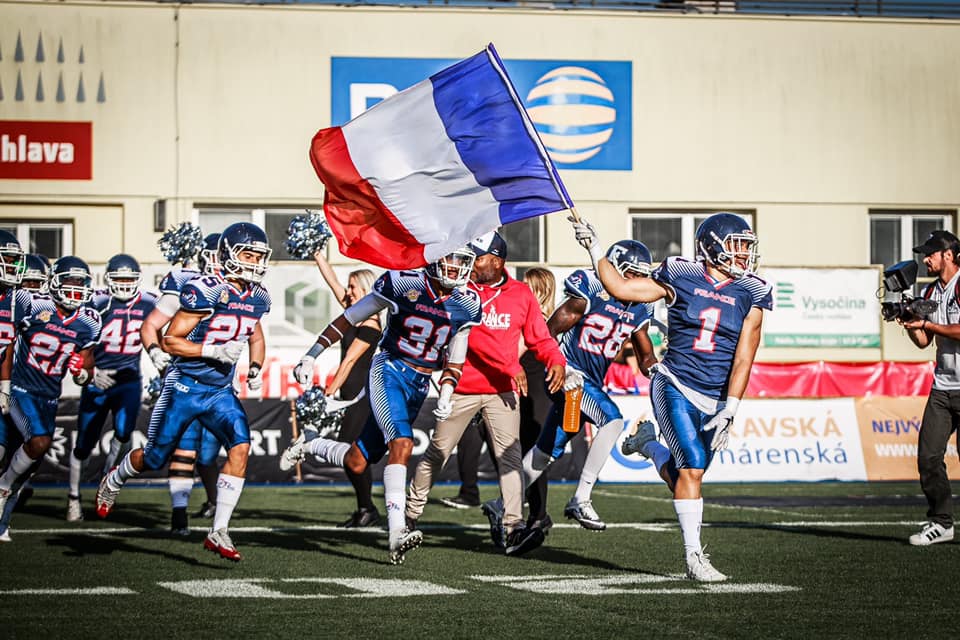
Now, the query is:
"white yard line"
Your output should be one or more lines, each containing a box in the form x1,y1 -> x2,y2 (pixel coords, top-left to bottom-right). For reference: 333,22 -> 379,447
592,488 -> 865,519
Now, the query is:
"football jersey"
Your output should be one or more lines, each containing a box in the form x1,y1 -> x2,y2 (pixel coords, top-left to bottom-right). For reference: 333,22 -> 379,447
0,288 -> 35,353
559,269 -> 652,386
171,273 -> 271,386
89,289 -> 159,374
158,267 -> 201,296
653,257 -> 773,400
11,296 -> 102,399
371,270 -> 481,369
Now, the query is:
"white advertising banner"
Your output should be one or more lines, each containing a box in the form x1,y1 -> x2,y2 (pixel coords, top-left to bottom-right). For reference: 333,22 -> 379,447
600,397 -> 868,483
761,267 -> 881,348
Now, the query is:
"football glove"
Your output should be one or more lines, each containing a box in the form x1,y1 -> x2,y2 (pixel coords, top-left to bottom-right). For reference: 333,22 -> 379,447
201,340 -> 245,365
562,365 -> 584,392
148,345 -> 171,374
247,364 -> 263,392
0,380 -> 9,414
92,368 -> 118,391
294,355 -> 315,387
433,383 -> 455,421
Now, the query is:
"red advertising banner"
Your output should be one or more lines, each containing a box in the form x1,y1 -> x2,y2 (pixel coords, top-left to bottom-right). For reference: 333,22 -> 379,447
0,120 -> 92,180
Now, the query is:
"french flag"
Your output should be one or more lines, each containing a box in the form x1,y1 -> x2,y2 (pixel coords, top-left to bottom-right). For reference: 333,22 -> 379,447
309,44 -> 573,269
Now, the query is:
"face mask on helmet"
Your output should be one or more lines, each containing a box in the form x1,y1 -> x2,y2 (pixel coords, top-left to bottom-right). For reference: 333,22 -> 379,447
199,234 -> 221,276
696,215 -> 759,279
427,249 -> 476,289
105,254 -> 142,301
606,241 -> 652,279
219,224 -> 272,284
51,262 -> 93,310
21,255 -> 49,294
0,231 -> 25,287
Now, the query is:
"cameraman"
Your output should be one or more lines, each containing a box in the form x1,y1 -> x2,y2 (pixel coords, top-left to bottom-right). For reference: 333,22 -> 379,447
902,229 -> 960,546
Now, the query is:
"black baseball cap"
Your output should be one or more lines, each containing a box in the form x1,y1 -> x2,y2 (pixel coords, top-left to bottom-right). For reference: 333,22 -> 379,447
913,230 -> 960,256
467,231 -> 508,260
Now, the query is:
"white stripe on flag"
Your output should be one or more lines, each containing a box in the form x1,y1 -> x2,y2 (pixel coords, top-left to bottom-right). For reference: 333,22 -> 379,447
343,80 -> 503,261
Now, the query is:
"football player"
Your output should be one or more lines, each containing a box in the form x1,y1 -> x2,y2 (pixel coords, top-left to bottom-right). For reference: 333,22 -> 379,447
0,231 -> 27,469
66,254 -> 158,522
521,240 -> 664,532
19,254 -> 50,294
282,248 -> 481,565
96,222 -> 271,562
575,212 -> 772,582
0,256 -> 102,540
140,231 -> 223,535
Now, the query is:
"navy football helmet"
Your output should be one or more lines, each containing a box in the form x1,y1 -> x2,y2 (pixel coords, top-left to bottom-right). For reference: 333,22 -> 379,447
50,256 -> 94,310
219,222 -> 271,284
21,254 -> 50,294
198,233 -> 221,276
606,240 -> 652,278
425,247 -> 476,289
695,213 -> 759,279
105,253 -> 142,301
0,229 -> 25,287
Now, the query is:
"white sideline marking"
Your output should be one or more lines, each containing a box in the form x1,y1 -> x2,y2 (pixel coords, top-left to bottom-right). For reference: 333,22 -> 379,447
8,520 -> 924,537
0,587 -> 137,595
471,574 -> 800,595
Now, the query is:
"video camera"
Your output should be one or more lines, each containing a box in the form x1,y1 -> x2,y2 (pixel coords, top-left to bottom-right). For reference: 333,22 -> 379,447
880,260 -> 938,322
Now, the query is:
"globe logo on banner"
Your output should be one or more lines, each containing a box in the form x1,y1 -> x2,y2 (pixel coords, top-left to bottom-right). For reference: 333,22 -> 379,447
525,66 -> 616,166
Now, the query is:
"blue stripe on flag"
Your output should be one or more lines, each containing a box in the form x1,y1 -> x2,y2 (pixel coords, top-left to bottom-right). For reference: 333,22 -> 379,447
430,48 -> 572,225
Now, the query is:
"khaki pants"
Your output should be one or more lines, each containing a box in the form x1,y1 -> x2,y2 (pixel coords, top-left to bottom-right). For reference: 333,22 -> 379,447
406,392 -> 523,530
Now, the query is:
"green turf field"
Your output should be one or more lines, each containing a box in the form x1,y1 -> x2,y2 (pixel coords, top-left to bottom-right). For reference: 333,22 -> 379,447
0,482 -> 952,639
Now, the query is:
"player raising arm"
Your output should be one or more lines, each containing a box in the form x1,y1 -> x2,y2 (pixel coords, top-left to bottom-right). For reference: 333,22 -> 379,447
574,213 -> 772,582
283,248 -> 481,565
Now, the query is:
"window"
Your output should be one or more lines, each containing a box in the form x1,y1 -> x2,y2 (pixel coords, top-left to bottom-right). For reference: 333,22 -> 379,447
195,207 -> 310,259
869,210 -> 953,270
628,210 -> 754,263
0,221 -> 72,259
499,217 -> 543,263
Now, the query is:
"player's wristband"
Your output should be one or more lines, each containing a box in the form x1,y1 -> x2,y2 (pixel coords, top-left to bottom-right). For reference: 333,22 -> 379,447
724,397 -> 741,415
306,339 -> 327,359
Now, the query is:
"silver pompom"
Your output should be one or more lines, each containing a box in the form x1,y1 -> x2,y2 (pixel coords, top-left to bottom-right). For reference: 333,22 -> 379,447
295,387 -> 345,437
158,222 -> 204,265
285,210 -> 333,260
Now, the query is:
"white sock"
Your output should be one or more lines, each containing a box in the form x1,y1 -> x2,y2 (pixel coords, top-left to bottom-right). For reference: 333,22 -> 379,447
674,498 -> 704,556
0,447 -> 37,492
68,452 -> 86,497
169,478 -> 194,509
107,450 -> 140,491
574,420 -> 623,502
383,464 -> 407,545
212,474 -> 244,531
306,438 -> 350,467
646,441 -> 672,474
522,446 -> 553,488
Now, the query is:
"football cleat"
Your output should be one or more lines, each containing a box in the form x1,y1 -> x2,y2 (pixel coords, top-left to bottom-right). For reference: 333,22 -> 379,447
481,498 -> 505,549
686,548 -> 728,582
194,501 -> 217,519
388,527 -> 423,566
66,495 -> 84,522
621,420 -> 658,458
340,507 -> 381,529
0,527 -> 10,543
439,495 -> 480,510
95,470 -> 120,519
279,432 -> 306,472
909,521 -> 955,546
504,525 -> 545,557
526,513 -> 554,537
564,497 -> 606,531
171,507 -> 190,537
204,528 -> 241,562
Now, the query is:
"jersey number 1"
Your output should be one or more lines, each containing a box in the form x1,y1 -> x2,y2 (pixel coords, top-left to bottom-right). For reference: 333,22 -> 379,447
693,307 -> 720,352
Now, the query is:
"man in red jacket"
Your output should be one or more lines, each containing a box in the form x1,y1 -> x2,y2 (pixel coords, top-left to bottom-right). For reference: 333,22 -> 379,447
405,231 -> 571,556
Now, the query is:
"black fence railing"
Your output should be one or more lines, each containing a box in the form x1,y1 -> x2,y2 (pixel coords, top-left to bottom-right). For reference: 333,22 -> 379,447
165,0 -> 960,19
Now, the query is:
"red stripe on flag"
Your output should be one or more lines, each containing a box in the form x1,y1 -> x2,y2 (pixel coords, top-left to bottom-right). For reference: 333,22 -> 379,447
309,127 -> 427,269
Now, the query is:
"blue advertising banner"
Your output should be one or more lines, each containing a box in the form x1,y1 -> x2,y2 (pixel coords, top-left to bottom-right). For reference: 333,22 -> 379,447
331,56 -> 632,171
